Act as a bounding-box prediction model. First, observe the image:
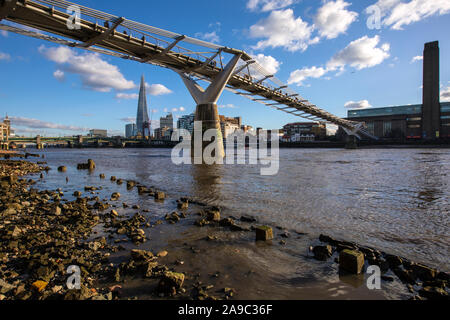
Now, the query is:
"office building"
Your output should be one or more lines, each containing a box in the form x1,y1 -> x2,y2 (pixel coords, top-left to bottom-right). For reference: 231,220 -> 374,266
136,75 -> 150,137
125,123 -> 136,138
89,129 -> 107,137
160,113 -> 174,129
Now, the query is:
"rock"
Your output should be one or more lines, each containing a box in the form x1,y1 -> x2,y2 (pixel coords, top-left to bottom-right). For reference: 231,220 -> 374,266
132,205 -> 140,209
339,249 -> 365,274
110,176 -> 117,182
393,267 -> 416,284
111,209 -> 119,217
240,215 -> 257,223
131,249 -> 154,261
144,261 -> 160,278
54,206 -> 62,216
57,166 -> 67,172
255,226 -> 274,241
31,280 -> 48,293
126,181 -> 136,189
206,210 -> 221,222
99,174 -> 105,179
418,286 -> 448,300
73,191 -> 82,197
410,263 -> 437,282
312,245 -> 333,261
165,212 -> 180,223
177,201 -> 188,210
0,279 -> 15,294
77,159 -> 95,170
154,191 -> 165,200
385,254 -> 403,268
157,271 -> 185,295
157,250 -> 168,257
111,192 -> 121,201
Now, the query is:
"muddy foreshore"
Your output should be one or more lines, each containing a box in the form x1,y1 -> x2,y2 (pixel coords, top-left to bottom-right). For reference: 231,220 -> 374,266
0,159 -> 448,300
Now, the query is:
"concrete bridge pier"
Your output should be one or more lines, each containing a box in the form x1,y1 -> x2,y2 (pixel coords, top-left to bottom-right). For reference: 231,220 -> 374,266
178,54 -> 242,163
345,135 -> 358,149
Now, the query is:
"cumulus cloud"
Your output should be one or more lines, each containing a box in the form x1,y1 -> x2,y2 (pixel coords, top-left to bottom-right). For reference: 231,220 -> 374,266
53,69 -> 65,82
441,87 -> 450,102
195,31 -> 220,43
288,66 -> 327,86
344,100 -> 372,109
368,0 -> 450,30
327,35 -> 390,71
179,107 -> 186,112
288,35 -> 390,86
411,55 -> 423,63
315,0 -> 358,39
247,0 -> 297,12
252,53 -> 281,75
145,83 -> 173,96
0,30 -> 7,37
219,104 -> 238,109
249,9 -> 314,52
116,93 -> 139,100
39,45 -> 135,92
0,52 -> 10,61
120,117 -> 136,123
8,116 -> 88,132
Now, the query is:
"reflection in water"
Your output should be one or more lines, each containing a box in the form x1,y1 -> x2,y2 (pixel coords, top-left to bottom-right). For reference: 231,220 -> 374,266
191,164 -> 224,202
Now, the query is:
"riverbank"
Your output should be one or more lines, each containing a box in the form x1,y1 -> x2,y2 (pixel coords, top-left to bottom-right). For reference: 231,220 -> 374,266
0,159 -> 448,300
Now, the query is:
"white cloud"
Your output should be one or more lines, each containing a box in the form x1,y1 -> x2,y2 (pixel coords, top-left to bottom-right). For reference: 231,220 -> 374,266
53,69 -> 65,82
0,30 -> 7,37
327,35 -> 390,71
39,45 -> 135,92
116,93 -> 139,100
411,55 -> 423,63
219,104 -> 238,109
344,100 -> 372,109
195,31 -> 220,43
247,0 -> 297,12
369,0 -> 450,30
288,35 -> 390,86
179,107 -> 186,112
0,52 -> 11,61
9,116 -> 88,132
249,9 -> 314,52
252,53 -> 281,75
315,0 -> 358,39
441,87 -> 450,102
288,66 -> 327,86
145,83 -> 172,96
120,117 -> 136,123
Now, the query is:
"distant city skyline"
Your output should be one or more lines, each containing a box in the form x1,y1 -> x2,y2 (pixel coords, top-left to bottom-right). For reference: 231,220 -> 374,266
1,0 -> 449,136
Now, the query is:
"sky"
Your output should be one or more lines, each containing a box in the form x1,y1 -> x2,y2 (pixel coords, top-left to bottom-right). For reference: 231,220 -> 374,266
1,0 -> 450,137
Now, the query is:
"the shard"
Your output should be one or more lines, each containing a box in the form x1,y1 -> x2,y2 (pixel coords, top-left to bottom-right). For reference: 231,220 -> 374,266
136,75 -> 150,136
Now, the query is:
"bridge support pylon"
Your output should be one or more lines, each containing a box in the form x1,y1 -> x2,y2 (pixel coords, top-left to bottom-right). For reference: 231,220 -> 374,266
177,54 -> 242,163
345,135 -> 358,149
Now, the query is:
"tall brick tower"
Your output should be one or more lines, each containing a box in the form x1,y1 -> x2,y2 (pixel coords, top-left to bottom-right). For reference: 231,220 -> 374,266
421,41 -> 440,140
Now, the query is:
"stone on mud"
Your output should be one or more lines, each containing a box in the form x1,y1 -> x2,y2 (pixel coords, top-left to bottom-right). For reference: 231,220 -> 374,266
255,226 -> 274,241
157,271 -> 185,296
313,245 -> 333,261
339,249 -> 365,274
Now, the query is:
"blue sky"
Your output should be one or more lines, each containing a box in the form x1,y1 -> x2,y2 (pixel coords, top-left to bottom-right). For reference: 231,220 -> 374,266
0,0 -> 449,136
